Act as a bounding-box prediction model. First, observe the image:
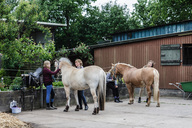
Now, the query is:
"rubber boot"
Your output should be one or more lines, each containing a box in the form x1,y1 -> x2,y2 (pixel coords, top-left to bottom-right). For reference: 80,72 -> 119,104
84,105 -> 88,110
114,96 -> 118,102
114,97 -> 119,103
50,102 -> 57,109
117,97 -> 123,102
46,103 -> 54,110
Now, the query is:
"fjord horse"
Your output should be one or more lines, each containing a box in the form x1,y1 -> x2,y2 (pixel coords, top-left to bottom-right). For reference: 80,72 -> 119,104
59,58 -> 106,115
110,63 -> 160,107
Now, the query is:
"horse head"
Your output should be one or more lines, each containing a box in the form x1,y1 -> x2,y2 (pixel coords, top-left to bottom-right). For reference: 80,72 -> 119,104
59,57 -> 72,69
110,63 -> 126,79
110,63 -> 118,79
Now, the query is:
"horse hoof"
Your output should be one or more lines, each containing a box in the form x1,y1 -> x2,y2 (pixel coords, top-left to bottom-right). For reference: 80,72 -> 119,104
63,109 -> 68,112
64,105 -> 69,112
128,103 -> 132,105
75,105 -> 80,111
75,109 -> 79,111
145,104 -> 150,107
97,107 -> 99,114
92,108 -> 98,115
156,105 -> 160,107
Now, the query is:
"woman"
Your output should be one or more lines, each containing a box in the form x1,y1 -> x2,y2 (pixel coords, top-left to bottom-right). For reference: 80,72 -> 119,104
43,60 -> 60,110
75,59 -> 88,110
106,70 -> 122,103
138,60 -> 155,103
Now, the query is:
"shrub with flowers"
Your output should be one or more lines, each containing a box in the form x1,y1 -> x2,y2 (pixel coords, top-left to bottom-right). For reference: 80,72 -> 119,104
56,45 -> 71,57
73,42 -> 93,64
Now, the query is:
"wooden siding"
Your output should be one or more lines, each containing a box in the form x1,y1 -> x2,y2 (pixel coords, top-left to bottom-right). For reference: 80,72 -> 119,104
94,35 -> 192,89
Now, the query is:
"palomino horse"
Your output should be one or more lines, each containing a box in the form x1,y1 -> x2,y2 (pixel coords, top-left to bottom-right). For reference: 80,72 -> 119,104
110,63 -> 160,107
58,58 -> 106,115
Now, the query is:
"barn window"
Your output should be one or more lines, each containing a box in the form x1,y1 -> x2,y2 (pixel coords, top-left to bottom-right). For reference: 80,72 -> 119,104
160,44 -> 181,65
183,44 -> 192,65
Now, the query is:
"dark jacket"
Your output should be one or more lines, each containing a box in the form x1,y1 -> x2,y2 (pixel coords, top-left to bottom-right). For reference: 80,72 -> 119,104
43,68 -> 60,86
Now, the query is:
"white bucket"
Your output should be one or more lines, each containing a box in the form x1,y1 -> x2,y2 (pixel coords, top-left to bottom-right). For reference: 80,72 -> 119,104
11,107 -> 21,114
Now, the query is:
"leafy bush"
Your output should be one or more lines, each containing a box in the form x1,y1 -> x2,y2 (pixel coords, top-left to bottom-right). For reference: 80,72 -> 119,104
36,84 -> 46,89
10,77 -> 22,90
53,81 -> 64,87
0,69 -> 6,78
0,86 -> 9,91
73,42 -> 93,64
4,76 -> 12,86
11,77 -> 22,86
10,85 -> 21,90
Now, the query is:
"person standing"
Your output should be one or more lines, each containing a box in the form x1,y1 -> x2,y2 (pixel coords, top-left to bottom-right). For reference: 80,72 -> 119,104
75,59 -> 88,110
138,60 -> 155,103
106,71 -> 122,103
43,60 -> 60,110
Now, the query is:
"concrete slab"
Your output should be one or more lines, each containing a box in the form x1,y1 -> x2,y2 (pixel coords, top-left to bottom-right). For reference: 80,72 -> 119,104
14,96 -> 192,128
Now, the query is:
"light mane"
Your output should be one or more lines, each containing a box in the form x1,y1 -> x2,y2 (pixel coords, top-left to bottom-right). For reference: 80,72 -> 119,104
59,57 -> 72,66
117,63 -> 134,68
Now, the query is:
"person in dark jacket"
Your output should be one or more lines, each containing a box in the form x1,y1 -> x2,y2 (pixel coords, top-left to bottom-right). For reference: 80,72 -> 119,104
43,60 -> 60,110
106,71 -> 122,103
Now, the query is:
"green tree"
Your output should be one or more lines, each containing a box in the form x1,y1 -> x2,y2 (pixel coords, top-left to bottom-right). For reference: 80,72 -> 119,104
158,0 -> 192,24
78,1 -> 140,44
132,0 -> 155,27
0,0 -> 55,70
132,0 -> 192,27
38,0 -> 96,49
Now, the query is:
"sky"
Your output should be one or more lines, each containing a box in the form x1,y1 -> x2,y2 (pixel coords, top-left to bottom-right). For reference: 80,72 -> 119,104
91,0 -> 138,13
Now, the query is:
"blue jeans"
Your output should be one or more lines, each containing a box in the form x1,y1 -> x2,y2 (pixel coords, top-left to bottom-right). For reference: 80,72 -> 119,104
46,85 -> 55,103
78,90 -> 87,107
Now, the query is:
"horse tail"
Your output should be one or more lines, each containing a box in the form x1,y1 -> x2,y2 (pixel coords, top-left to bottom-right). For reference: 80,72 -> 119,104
153,69 -> 160,101
98,70 -> 106,110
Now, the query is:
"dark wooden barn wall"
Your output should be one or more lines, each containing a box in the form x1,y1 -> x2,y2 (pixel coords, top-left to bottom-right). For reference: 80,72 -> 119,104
94,35 -> 192,89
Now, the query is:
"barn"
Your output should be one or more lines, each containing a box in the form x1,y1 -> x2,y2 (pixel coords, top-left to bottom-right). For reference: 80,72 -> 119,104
91,20 -> 192,90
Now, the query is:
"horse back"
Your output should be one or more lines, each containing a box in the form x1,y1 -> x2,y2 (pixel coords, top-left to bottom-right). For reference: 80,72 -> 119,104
124,67 -> 155,86
84,66 -> 105,78
141,67 -> 156,84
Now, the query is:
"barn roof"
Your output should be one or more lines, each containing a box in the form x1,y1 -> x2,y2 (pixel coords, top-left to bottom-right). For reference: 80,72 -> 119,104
91,20 -> 192,49
1,18 -> 66,27
36,21 -> 66,27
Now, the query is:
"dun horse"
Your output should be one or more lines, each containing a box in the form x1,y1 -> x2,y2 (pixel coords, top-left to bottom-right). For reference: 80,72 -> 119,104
110,63 -> 160,107
59,58 -> 106,115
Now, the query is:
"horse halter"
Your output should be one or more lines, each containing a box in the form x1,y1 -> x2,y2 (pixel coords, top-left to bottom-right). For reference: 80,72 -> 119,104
55,59 -> 60,69
112,64 -> 117,79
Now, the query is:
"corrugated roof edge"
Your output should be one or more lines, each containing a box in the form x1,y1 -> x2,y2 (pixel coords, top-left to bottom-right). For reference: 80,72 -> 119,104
1,18 -> 66,27
110,20 -> 192,35
36,21 -> 66,27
